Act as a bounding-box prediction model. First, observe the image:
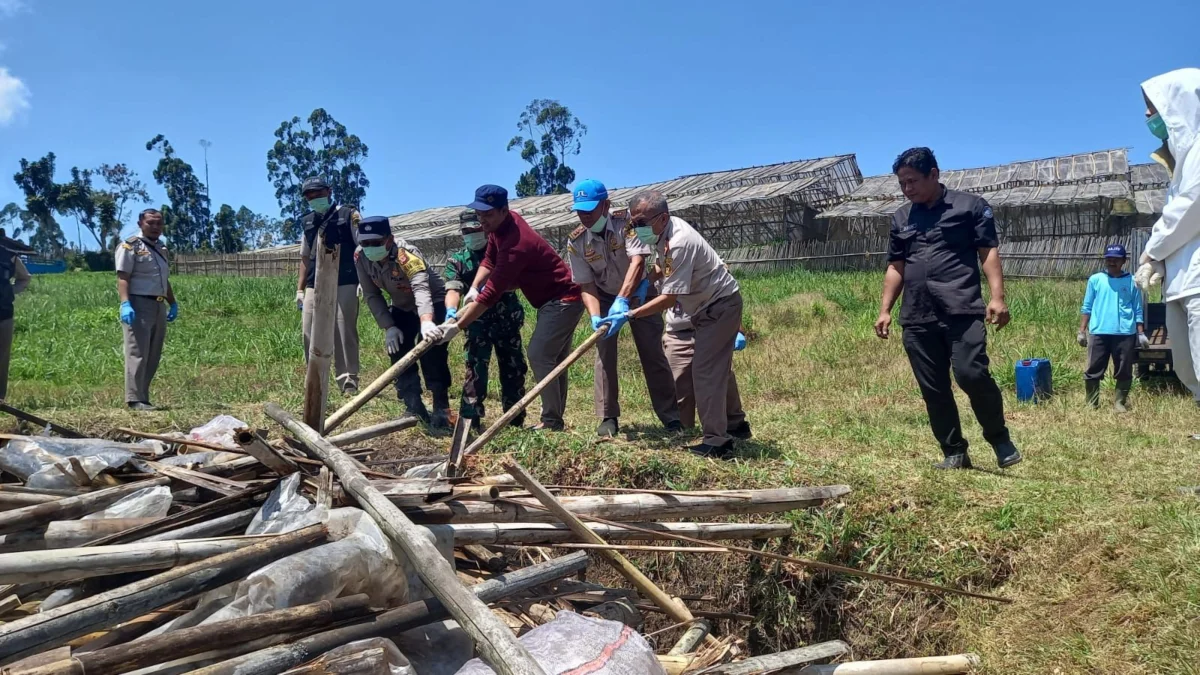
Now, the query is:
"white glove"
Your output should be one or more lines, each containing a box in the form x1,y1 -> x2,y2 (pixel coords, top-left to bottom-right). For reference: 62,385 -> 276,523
385,326 -> 404,355
420,320 -> 441,342
1134,256 -> 1165,291
464,287 -> 479,304
1076,331 -> 1087,347
1137,333 -> 1150,349
295,290 -> 304,311
356,285 -> 363,299
435,321 -> 461,345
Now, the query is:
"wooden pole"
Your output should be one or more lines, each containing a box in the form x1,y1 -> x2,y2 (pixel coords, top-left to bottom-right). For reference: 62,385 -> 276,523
326,416 -> 420,447
0,478 -> 170,536
0,402 -> 84,438
503,461 -> 700,630
0,536 -> 275,584
439,521 -> 792,545
303,234 -> 340,432
190,550 -> 589,675
795,654 -> 981,675
114,427 -> 234,453
234,428 -> 299,475
462,329 -> 604,457
322,340 -> 436,433
2,518 -> 158,552
8,596 -> 373,675
264,402 -> 548,675
694,641 -> 849,674
0,524 -> 326,665
136,508 -> 257,544
0,492 -> 59,510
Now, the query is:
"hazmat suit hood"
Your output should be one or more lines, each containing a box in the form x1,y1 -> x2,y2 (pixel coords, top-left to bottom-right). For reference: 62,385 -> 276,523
1141,68 -> 1200,302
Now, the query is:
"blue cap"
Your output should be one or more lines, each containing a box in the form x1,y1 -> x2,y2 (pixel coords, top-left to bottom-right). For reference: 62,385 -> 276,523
1104,244 -> 1127,258
468,185 -> 508,211
357,216 -> 392,242
571,179 -> 608,212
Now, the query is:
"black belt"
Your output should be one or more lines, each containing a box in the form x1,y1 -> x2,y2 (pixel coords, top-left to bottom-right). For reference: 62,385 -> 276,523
132,294 -> 166,302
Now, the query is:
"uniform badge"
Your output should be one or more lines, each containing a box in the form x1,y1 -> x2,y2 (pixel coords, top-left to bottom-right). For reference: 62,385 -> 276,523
391,267 -> 401,279
584,247 -> 601,263
400,250 -> 427,278
609,234 -> 622,251
663,255 -> 674,277
569,225 -> 586,241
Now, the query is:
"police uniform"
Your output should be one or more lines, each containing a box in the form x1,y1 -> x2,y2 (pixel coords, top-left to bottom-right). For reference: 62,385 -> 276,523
661,305 -> 746,431
115,235 -> 170,405
888,186 -> 1011,458
300,204 -> 362,393
354,223 -> 452,411
654,216 -> 742,448
443,247 -> 528,424
567,211 -> 679,426
0,253 -> 30,400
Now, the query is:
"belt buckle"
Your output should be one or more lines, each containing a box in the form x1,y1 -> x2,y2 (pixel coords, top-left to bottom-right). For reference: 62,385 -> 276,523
155,296 -> 165,302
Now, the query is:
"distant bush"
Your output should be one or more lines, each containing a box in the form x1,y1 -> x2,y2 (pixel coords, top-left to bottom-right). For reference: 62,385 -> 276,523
66,251 -> 115,272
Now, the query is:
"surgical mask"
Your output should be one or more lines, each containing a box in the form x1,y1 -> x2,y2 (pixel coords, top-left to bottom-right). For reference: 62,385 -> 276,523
308,197 -> 331,214
634,225 -> 658,247
1147,113 -> 1168,140
362,245 -> 389,262
589,215 -> 608,234
463,232 -> 487,251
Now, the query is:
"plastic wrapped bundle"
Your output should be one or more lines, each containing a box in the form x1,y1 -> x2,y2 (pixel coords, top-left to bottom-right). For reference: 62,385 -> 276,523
0,436 -> 143,490
83,485 -> 173,520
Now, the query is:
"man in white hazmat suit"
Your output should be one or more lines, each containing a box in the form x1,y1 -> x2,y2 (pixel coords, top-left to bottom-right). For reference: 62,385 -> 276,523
1136,68 -> 1200,404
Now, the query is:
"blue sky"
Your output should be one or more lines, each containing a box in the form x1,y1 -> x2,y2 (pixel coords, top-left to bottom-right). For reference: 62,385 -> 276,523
0,0 -> 1196,248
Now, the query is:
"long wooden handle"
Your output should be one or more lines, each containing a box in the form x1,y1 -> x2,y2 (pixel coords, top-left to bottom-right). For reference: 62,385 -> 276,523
324,338 -> 437,433
462,328 -> 604,457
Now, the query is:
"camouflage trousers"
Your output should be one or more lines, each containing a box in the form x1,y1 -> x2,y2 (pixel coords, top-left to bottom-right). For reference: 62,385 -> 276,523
460,311 -> 528,425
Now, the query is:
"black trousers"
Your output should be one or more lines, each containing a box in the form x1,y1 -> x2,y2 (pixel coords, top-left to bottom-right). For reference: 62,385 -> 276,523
901,316 -> 1010,455
388,304 -> 451,401
1085,334 -> 1136,383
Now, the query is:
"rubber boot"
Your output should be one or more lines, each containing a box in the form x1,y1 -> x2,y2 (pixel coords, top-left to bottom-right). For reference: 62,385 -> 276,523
429,390 -> 452,429
1084,379 -> 1101,409
1114,381 -> 1131,413
401,392 -> 430,424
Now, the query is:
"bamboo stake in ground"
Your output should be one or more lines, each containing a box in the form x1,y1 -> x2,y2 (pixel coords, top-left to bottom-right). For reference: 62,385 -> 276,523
265,402 -> 547,675
462,328 -> 605,457
323,340 -> 437,433
503,460 -> 704,636
303,232 -> 341,432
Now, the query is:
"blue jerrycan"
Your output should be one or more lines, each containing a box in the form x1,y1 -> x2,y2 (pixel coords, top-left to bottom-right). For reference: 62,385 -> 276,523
1015,358 -> 1053,402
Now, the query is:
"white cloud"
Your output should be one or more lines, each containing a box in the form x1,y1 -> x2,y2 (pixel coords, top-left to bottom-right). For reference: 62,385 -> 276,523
0,67 -> 30,124
0,0 -> 27,19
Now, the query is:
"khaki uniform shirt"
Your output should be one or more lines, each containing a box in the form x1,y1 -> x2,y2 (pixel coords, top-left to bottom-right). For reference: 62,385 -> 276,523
566,212 -> 650,297
355,239 -> 447,330
655,216 -> 739,316
115,236 -> 170,297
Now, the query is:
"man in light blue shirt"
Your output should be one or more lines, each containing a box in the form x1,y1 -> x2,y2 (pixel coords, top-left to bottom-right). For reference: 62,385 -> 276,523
1078,244 -> 1148,411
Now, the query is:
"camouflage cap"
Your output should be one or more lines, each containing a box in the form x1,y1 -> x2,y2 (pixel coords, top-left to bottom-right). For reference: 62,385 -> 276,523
459,209 -> 482,229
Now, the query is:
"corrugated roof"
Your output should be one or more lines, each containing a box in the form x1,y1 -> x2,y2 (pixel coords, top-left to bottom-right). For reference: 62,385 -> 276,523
820,180 -> 1134,219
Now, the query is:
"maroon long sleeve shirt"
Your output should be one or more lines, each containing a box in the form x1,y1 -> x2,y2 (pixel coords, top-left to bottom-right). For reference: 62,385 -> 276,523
478,211 -> 581,309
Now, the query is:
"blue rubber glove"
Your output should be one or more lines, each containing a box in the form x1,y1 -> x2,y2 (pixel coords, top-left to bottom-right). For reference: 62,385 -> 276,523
167,302 -> 179,322
590,314 -> 603,332
633,279 -> 649,305
119,301 -> 135,326
603,297 -> 632,340
446,305 -> 458,321
734,332 -> 747,351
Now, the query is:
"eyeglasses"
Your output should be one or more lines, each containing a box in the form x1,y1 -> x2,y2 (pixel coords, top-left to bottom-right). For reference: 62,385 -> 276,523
630,211 -> 665,229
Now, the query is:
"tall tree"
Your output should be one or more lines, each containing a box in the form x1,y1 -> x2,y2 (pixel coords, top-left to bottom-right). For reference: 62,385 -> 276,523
12,153 -> 67,257
506,99 -> 587,197
57,167 -> 99,250
94,163 -> 151,244
266,108 -> 370,222
212,204 -> 246,253
146,135 -> 212,253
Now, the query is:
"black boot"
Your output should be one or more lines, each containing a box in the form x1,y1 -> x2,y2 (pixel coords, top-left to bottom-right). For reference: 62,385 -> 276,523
729,421 -> 753,440
1114,381 -> 1131,413
933,452 -> 972,470
992,440 -> 1023,469
430,390 -> 452,429
689,441 -> 735,460
596,418 -> 618,438
1085,379 -> 1101,409
401,392 -> 430,424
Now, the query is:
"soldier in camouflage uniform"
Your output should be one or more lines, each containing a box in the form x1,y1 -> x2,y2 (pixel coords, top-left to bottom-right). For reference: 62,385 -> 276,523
443,210 -> 528,429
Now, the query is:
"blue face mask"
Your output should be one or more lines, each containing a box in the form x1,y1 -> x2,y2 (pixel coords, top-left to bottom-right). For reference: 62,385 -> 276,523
634,225 -> 658,247
1147,113 -> 1168,141
362,245 -> 389,262
463,232 -> 487,251
308,197 -> 331,214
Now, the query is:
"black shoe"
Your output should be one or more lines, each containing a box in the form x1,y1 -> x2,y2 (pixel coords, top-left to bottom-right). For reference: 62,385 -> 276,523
401,393 -> 430,424
689,441 -> 735,460
992,441 -> 1023,469
933,453 -> 972,470
529,421 -> 564,432
728,421 -> 753,440
509,413 -> 526,429
596,418 -> 619,438
128,401 -> 158,412
665,420 -> 684,433
430,408 -> 452,430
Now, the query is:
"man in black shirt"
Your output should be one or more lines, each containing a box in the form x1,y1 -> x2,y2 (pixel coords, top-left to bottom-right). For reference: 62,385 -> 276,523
874,147 -> 1022,470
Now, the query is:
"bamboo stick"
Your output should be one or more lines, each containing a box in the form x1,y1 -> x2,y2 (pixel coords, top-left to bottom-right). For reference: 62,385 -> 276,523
4,518 -> 160,551
0,478 -> 170,537
462,544 -> 507,573
234,428 -> 299,475
439,521 -> 792,545
7,595 -> 373,675
190,550 -> 590,675
462,328 -> 604,457
114,427 -> 233,453
304,236 -> 341,432
137,508 -> 256,544
264,402 -> 547,675
0,523 -> 326,664
542,485 -> 754,500
0,485 -> 87,497
0,492 -> 59,510
548,543 -> 730,553
668,620 -> 711,655
796,654 -> 981,675
322,340 -> 437,433
0,536 -> 275,584
503,461 -> 702,636
0,402 -> 84,438
695,641 -> 850,674
327,416 -> 420,447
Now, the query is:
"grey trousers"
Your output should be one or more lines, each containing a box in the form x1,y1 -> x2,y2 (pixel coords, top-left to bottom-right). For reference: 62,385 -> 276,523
690,292 -> 743,445
594,293 -> 679,425
0,318 -> 13,400
1165,295 -> 1200,401
527,298 -> 584,427
123,295 -> 167,404
661,328 -> 745,430
303,284 -> 361,392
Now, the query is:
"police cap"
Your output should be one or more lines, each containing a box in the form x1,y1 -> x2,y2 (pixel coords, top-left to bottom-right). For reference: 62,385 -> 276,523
301,177 -> 330,194
357,216 -> 392,243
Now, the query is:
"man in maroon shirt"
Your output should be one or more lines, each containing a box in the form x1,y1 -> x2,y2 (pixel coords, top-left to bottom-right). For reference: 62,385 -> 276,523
435,185 -> 584,431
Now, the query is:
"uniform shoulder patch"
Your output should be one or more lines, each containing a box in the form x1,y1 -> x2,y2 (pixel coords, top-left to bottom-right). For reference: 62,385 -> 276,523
663,254 -> 674,277
351,210 -> 362,228
569,225 -> 586,241
120,242 -> 134,251
400,249 -> 427,277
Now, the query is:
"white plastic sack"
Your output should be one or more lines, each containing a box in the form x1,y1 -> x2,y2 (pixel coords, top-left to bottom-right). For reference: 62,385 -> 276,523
187,415 -> 248,450
84,486 -> 173,520
403,462 -> 446,479
297,638 -> 416,675
0,437 -> 141,490
246,473 -> 328,535
453,612 -> 666,675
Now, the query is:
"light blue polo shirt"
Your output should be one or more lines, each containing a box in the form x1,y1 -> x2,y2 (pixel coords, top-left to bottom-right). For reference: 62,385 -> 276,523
1081,272 -> 1144,335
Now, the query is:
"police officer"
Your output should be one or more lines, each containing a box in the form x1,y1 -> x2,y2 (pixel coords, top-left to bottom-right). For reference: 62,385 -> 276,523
0,233 -> 32,400
875,147 -> 1022,470
661,299 -> 751,437
443,209 -> 528,430
296,177 -> 362,395
568,179 -> 681,437
601,190 -> 743,458
116,209 -> 177,411
354,216 -> 453,428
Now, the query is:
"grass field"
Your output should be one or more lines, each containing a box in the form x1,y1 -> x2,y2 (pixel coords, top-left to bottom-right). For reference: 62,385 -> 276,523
8,270 -> 1200,674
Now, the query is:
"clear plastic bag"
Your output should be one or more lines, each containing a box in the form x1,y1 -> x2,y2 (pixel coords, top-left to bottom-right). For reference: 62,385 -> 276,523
84,486 -> 173,520
403,462 -> 446,479
298,638 -> 416,675
0,436 -> 141,489
453,612 -> 666,675
188,415 -> 249,450
247,473 -> 328,535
